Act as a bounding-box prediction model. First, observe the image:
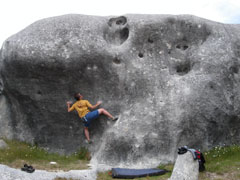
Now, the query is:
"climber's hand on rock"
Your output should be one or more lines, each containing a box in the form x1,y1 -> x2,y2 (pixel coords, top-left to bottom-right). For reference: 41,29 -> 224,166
67,101 -> 72,105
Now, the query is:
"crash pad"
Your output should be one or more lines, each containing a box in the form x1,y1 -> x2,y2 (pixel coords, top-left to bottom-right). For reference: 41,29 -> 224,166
112,168 -> 168,179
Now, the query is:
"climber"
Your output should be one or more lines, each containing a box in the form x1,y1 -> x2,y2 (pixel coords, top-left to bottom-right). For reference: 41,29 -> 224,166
67,93 -> 118,144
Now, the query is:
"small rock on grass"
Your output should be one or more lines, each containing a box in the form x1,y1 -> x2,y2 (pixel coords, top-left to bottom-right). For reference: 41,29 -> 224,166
0,139 -> 8,149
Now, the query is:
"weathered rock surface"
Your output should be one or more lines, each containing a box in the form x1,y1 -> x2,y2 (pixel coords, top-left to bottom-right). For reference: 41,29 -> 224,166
170,151 -> 199,180
0,164 -> 97,180
0,14 -> 240,168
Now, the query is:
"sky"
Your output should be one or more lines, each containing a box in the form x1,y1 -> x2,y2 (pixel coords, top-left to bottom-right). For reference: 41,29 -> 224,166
0,0 -> 240,47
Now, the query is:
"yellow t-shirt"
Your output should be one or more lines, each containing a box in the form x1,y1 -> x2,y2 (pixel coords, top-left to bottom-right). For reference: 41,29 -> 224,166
69,100 -> 93,118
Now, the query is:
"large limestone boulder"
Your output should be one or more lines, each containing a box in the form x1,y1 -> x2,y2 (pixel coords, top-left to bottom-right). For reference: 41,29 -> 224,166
0,14 -> 240,168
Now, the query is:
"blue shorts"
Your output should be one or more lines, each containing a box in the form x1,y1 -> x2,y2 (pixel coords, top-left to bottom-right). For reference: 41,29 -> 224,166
83,110 -> 99,127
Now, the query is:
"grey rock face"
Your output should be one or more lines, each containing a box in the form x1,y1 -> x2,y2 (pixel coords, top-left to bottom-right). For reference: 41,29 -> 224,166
1,14 -> 240,168
0,164 -> 97,180
170,151 -> 199,180
0,139 -> 8,149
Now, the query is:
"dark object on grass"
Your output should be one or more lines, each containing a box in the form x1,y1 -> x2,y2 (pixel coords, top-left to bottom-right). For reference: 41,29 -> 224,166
21,164 -> 35,173
111,168 -> 168,179
198,152 -> 206,172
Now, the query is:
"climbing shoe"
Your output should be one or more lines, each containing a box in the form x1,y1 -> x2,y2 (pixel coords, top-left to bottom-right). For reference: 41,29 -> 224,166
21,164 -> 28,172
112,117 -> 118,121
21,164 -> 35,173
26,165 -> 35,173
85,139 -> 93,144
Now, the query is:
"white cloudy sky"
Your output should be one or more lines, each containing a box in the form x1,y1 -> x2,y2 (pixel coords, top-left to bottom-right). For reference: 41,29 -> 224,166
0,0 -> 240,47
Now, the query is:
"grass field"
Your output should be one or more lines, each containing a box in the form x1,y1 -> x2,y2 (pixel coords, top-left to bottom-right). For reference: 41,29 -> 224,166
0,139 -> 90,171
0,139 -> 240,179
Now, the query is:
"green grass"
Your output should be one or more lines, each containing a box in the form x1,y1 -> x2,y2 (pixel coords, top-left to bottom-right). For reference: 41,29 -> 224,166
203,145 -> 240,173
0,139 -> 90,171
199,145 -> 240,180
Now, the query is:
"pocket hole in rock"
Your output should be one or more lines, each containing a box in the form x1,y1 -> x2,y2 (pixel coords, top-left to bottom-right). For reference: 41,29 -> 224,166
113,58 -> 121,64
116,20 -> 123,25
175,62 -> 191,75
176,45 -> 189,50
138,53 -> 144,58
148,38 -> 154,43
230,66 -> 239,74
37,91 -> 42,95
